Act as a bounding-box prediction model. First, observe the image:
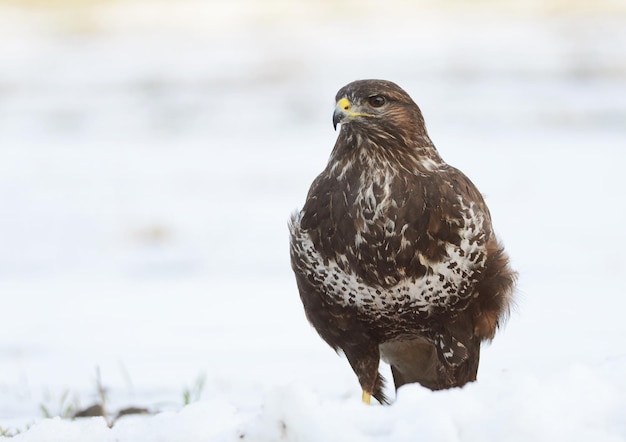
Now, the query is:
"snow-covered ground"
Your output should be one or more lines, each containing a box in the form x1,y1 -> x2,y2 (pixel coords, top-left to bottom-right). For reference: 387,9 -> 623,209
1,1 -> 626,440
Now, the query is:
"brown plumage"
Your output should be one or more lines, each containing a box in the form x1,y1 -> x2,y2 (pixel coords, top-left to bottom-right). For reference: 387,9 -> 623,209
289,79 -> 516,404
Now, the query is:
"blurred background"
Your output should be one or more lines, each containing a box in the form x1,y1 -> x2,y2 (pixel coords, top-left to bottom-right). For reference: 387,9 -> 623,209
1,0 -> 625,277
1,0 -> 625,429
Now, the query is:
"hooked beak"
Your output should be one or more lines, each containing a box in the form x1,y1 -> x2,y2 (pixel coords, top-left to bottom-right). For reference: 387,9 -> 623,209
333,97 -> 351,131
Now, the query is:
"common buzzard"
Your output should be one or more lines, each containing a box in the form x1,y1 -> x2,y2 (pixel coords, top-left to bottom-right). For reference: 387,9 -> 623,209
289,79 -> 516,404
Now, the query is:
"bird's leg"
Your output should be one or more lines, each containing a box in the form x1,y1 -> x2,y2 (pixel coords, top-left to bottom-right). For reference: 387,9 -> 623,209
361,390 -> 372,404
343,344 -> 387,404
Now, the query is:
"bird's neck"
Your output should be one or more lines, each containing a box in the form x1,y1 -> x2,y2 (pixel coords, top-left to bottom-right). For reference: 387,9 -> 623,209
328,128 -> 444,178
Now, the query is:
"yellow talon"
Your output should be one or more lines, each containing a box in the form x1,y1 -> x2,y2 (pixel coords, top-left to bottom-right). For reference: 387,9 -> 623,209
361,391 -> 371,405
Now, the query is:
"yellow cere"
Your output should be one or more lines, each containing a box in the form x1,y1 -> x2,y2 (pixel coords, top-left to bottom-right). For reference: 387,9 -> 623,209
337,97 -> 351,111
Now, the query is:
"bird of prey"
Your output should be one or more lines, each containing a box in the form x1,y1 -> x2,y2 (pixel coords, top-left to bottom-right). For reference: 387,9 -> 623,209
289,79 -> 516,404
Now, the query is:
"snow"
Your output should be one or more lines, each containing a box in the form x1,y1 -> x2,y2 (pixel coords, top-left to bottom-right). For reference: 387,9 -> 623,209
1,1 -> 626,440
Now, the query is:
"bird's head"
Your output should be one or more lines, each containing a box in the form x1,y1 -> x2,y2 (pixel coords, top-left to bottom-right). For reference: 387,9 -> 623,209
332,80 -> 427,139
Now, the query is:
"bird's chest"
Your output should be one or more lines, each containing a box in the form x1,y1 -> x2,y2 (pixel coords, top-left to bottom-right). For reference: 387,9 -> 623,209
292,154 -> 489,321
346,175 -> 397,241
330,172 -> 409,285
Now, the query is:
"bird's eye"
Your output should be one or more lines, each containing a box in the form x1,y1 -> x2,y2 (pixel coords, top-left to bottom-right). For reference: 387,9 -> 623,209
368,95 -> 386,108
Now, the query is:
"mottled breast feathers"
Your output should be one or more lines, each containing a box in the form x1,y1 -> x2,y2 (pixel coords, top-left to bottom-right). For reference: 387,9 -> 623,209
299,159 -> 491,292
